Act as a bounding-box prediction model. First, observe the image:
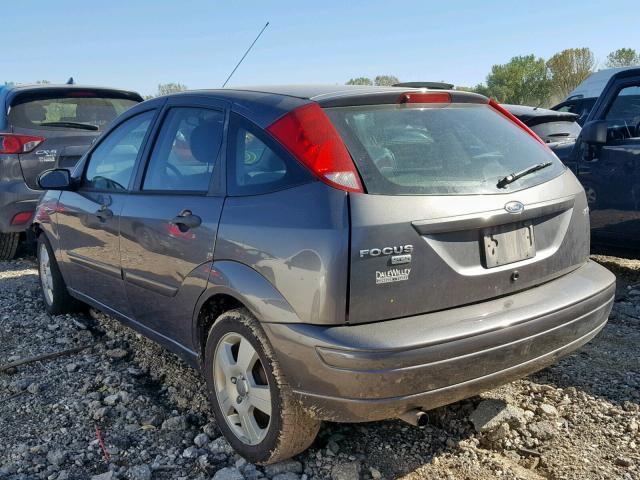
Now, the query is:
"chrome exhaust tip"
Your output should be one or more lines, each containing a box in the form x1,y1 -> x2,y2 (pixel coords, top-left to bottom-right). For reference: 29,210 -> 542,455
398,409 -> 429,427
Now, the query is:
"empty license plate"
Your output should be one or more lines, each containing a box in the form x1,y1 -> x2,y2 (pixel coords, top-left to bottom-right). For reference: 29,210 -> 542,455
483,222 -> 535,268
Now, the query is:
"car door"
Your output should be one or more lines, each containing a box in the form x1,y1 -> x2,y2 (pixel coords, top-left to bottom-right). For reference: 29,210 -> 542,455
119,97 -> 227,348
56,109 -> 157,315
578,82 -> 640,245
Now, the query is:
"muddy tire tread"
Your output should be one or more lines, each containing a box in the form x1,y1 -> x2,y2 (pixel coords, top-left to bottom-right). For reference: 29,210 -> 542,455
205,308 -> 320,464
0,233 -> 20,261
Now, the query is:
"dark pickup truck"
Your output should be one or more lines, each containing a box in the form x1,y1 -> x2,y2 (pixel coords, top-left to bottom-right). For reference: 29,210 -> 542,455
565,67 -> 640,249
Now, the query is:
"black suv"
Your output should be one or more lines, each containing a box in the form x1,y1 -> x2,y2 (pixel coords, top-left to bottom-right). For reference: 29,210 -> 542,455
0,84 -> 142,259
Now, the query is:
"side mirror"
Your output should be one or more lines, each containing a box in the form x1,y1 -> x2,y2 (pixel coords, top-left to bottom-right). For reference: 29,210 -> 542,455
581,120 -> 608,145
37,169 -> 72,190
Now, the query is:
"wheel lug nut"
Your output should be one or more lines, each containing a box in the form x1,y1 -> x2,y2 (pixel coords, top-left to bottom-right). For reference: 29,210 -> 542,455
231,377 -> 237,384
236,395 -> 243,403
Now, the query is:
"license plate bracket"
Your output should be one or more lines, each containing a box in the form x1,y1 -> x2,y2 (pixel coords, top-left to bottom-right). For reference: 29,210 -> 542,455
482,222 -> 535,268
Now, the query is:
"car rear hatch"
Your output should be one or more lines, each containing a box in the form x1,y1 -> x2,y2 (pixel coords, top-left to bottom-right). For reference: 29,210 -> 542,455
5,87 -> 141,188
320,91 -> 590,324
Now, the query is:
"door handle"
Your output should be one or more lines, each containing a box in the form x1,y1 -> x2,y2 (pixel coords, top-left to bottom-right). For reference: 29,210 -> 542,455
171,209 -> 202,232
95,207 -> 113,221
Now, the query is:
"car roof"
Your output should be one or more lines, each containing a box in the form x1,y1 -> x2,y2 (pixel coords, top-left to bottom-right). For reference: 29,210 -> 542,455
188,84 -> 423,102
4,83 -> 141,95
134,85 -> 488,129
2,84 -> 143,112
503,104 -> 579,126
565,67 -> 640,100
178,84 -> 484,109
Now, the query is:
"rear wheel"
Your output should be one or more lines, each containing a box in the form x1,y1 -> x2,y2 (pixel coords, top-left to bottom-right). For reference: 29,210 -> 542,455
0,232 -> 20,260
204,309 -> 320,464
37,234 -> 84,315
583,182 -> 598,209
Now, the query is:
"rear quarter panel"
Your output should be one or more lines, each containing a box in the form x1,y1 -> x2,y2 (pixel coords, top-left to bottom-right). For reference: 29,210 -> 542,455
215,182 -> 350,325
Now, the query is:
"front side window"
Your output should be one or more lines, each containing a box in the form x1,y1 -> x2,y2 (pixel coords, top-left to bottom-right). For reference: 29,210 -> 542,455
326,103 -> 565,195
604,85 -> 640,139
83,110 -> 154,191
143,107 -> 224,192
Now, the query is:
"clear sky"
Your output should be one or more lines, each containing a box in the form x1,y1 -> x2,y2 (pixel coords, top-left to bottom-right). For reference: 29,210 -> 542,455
2,0 -> 638,96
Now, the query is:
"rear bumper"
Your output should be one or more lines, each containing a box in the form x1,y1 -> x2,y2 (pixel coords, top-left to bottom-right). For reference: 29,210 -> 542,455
0,181 -> 40,233
263,260 -> 615,422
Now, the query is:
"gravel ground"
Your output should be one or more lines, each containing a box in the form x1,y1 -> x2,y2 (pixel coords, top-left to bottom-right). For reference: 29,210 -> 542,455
0,254 -> 638,480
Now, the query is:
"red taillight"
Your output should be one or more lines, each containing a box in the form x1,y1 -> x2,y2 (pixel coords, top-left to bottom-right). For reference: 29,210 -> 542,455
488,99 -> 547,146
266,103 -> 363,193
0,134 -> 45,154
11,211 -> 32,225
398,92 -> 451,104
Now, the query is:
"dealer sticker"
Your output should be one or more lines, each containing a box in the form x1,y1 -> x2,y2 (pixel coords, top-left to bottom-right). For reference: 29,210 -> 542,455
376,268 -> 411,284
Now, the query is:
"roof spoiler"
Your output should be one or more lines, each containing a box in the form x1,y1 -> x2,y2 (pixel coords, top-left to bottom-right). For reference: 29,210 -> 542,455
317,90 -> 488,108
393,81 -> 454,90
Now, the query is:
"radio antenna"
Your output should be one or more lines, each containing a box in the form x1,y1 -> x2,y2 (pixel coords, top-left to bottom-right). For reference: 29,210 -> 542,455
222,22 -> 270,88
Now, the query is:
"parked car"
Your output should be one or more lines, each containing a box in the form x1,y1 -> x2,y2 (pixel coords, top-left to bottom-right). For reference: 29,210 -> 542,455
551,67 -> 637,125
566,67 -> 640,248
551,97 -> 597,126
0,84 -> 143,259
503,104 -> 580,143
33,86 -> 615,463
503,104 -> 580,163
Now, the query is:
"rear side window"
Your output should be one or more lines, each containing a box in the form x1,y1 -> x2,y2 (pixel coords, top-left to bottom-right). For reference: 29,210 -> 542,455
143,107 -> 224,192
8,91 -> 139,131
325,103 -> 565,195
84,111 -> 154,191
228,114 -> 311,196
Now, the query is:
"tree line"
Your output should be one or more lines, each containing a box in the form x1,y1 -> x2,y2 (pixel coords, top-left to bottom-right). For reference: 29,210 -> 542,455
6,48 -> 638,106
347,48 -> 640,107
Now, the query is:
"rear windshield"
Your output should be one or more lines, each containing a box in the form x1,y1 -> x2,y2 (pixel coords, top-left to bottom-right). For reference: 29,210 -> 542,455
325,103 -> 566,195
8,91 -> 139,131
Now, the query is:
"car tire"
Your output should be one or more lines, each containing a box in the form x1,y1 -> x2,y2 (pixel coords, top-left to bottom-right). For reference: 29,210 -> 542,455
203,308 -> 320,464
0,232 -> 20,260
583,182 -> 599,209
37,234 -> 84,315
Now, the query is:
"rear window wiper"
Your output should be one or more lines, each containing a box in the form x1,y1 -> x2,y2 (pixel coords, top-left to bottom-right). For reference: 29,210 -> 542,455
40,121 -> 99,131
497,161 -> 552,189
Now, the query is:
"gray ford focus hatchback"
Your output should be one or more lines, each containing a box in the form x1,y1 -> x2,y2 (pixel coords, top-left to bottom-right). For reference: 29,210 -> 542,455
33,86 -> 616,463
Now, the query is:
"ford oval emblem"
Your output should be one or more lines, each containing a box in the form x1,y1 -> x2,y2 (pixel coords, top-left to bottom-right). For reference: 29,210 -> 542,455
505,201 -> 524,214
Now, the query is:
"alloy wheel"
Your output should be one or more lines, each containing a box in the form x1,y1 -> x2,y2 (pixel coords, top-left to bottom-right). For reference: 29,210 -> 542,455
213,332 -> 272,445
585,186 -> 597,207
39,244 -> 54,306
